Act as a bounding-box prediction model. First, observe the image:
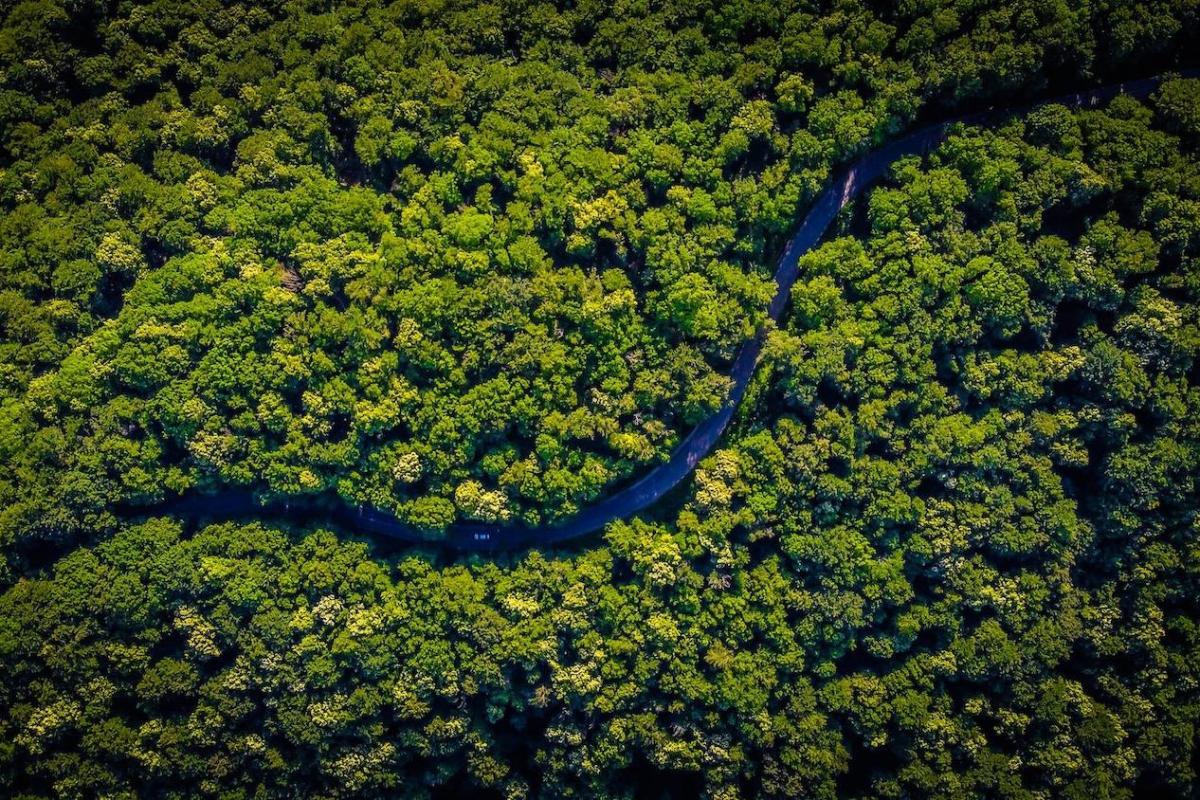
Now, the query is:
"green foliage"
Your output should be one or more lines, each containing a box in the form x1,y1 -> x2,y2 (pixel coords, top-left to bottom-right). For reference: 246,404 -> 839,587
2,0 -> 1192,535
0,2 -> 1198,799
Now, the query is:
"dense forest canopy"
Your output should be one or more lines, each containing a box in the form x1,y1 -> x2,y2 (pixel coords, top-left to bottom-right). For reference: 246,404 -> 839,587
1,0 -> 1199,798
1,0 -> 1195,539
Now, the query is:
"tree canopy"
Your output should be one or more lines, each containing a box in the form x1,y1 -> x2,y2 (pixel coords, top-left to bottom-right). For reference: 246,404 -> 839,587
1,0 -> 1194,538
0,1 -> 1199,798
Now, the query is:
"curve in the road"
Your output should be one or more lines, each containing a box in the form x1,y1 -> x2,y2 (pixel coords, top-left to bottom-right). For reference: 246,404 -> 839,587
156,70 -> 1196,550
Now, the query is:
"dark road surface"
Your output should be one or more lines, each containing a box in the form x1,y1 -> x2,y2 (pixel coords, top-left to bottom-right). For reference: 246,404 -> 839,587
154,71 -> 1196,551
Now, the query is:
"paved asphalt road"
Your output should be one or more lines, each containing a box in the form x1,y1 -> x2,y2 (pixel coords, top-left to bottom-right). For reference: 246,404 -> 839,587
157,70 -> 1196,550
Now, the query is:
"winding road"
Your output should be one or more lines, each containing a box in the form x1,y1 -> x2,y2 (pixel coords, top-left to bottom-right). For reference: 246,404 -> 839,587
159,70 -> 1196,550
